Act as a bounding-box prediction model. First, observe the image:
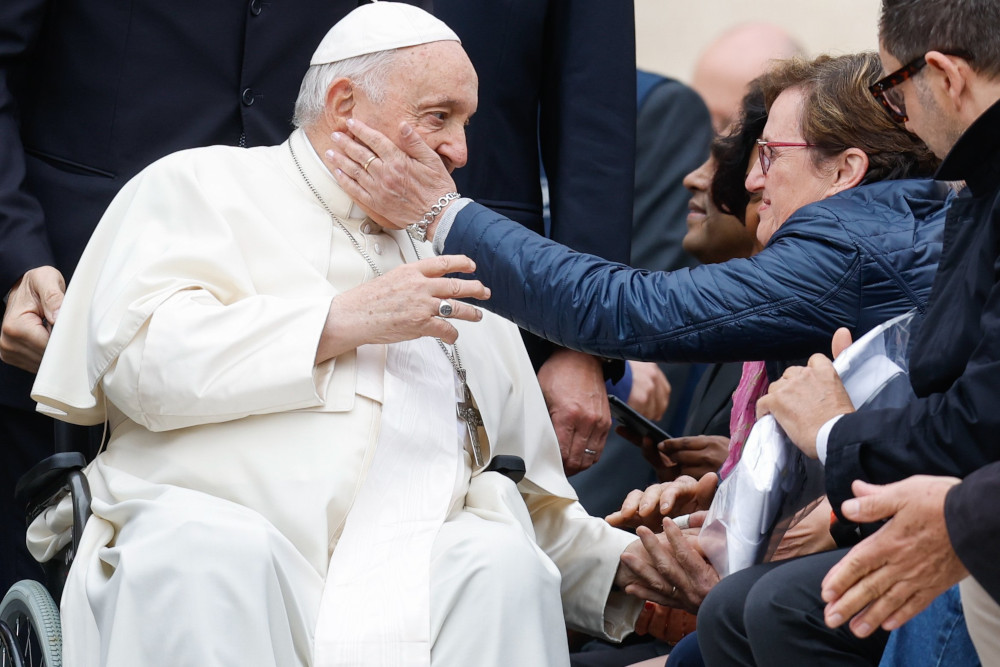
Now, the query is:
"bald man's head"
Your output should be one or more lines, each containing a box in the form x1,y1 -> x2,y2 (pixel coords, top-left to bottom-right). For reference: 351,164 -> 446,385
692,23 -> 804,132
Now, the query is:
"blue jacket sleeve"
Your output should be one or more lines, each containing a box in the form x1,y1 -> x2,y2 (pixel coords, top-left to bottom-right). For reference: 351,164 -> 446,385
446,202 -> 867,364
0,0 -> 54,292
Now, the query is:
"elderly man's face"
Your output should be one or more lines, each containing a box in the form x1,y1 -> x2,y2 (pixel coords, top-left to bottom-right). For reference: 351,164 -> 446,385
353,41 -> 477,173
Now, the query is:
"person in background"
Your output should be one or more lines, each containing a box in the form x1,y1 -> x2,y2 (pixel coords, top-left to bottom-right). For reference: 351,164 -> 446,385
692,22 -> 804,133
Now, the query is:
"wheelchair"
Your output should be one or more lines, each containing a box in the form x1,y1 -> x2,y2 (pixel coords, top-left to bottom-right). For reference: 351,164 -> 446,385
1,425 -> 93,667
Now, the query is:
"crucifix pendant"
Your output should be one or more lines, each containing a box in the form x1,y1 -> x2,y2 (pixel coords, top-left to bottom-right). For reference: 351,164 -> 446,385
456,376 -> 485,467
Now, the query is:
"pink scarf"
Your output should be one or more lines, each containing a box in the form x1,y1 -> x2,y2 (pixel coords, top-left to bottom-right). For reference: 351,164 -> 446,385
719,360 -> 770,479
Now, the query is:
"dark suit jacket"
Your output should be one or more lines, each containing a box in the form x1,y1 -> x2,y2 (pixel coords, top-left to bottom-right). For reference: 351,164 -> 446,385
631,72 -> 712,273
681,362 -> 742,439
435,1 -> 636,264
825,101 -> 1000,517
0,0 -> 428,409
435,1 -> 637,369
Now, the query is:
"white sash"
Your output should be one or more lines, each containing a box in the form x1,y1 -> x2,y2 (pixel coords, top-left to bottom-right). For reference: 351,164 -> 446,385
313,336 -> 461,667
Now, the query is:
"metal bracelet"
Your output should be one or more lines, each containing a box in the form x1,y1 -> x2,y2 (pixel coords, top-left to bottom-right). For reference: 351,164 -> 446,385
407,192 -> 460,242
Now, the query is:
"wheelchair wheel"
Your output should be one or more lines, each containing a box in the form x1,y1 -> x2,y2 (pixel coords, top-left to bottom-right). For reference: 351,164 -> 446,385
0,580 -> 61,667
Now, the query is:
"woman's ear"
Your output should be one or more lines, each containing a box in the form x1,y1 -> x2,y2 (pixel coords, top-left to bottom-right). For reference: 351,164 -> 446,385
827,148 -> 869,196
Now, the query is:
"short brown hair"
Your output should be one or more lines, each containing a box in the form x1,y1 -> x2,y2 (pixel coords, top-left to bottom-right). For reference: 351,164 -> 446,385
759,53 -> 939,183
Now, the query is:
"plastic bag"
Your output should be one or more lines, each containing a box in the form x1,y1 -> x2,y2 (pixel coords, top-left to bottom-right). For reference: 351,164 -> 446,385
698,311 -> 918,577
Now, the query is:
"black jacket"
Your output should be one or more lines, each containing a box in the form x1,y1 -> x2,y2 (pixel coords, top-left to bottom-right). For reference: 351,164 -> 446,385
826,100 -> 1000,605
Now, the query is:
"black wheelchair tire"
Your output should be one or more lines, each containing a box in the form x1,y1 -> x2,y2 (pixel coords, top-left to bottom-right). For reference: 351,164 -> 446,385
0,580 -> 61,667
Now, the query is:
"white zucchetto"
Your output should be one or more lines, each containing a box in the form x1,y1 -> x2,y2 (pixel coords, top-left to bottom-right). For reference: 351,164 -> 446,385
310,1 -> 461,66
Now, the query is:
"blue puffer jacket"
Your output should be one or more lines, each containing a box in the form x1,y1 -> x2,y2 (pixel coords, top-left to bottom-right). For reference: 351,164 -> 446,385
444,178 -> 951,363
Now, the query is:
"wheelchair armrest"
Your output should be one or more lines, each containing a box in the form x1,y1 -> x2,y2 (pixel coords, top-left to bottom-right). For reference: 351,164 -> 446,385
14,452 -> 88,515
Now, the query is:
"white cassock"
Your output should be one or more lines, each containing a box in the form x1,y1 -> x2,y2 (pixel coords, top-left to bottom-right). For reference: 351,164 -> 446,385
28,129 -> 642,667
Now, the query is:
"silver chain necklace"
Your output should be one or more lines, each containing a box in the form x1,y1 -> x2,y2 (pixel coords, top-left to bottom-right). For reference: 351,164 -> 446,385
289,141 -> 485,466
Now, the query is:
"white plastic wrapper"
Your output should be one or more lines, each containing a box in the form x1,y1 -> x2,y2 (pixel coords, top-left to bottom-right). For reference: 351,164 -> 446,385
699,311 -> 918,577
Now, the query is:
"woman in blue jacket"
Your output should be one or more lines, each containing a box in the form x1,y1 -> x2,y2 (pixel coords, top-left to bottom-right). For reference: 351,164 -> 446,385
330,53 -> 949,371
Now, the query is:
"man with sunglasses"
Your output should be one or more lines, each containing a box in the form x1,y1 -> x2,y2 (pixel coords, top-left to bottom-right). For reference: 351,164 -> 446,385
700,0 -> 1000,664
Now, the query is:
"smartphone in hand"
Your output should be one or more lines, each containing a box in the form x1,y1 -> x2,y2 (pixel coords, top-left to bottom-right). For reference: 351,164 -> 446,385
607,394 -> 673,443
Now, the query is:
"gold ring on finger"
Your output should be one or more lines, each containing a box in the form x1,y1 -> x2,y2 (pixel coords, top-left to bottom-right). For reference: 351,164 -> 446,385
363,155 -> 377,173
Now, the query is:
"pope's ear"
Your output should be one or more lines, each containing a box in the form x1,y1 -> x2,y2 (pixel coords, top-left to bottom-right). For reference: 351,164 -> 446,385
321,77 -> 356,131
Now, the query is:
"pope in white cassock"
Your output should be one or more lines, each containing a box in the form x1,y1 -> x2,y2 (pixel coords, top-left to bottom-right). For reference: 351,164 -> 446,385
26,4 -> 653,666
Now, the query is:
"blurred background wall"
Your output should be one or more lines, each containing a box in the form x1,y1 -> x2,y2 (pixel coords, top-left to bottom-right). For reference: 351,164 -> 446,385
635,0 -> 881,83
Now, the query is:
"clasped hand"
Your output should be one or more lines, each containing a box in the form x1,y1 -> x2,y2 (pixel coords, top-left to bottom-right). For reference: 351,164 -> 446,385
616,517 -> 720,614
0,266 -> 66,373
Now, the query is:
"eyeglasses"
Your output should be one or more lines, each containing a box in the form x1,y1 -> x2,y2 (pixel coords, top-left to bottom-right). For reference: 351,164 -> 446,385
756,140 -> 817,175
868,55 -> 927,123
869,51 -> 974,123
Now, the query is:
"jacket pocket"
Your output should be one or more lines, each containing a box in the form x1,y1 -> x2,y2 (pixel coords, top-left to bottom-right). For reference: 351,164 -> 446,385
25,147 -> 116,178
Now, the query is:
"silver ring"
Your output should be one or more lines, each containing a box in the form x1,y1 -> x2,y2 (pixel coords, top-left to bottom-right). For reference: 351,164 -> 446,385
584,448 -> 597,456
438,299 -> 454,318
363,155 -> 377,173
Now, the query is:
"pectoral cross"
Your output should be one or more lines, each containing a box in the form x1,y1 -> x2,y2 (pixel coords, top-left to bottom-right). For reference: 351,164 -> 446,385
456,373 -> 485,467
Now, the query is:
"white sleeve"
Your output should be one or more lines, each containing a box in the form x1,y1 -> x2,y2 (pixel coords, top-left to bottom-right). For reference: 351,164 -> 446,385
524,490 -> 642,641
430,198 -> 473,255
103,289 -> 335,431
815,414 -> 845,464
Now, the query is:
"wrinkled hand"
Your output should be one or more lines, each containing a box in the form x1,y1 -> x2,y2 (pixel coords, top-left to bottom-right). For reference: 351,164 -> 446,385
769,496 -> 836,562
822,477 -> 967,638
618,518 -> 720,613
756,353 -> 855,458
537,348 -> 611,476
0,266 -> 66,373
316,255 -> 489,362
607,474 -> 718,530
327,119 -> 457,233
627,361 -> 670,421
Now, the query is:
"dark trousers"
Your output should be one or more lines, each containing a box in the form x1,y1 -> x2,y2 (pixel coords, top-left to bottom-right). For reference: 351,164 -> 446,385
0,404 -> 50,593
697,549 -> 889,666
